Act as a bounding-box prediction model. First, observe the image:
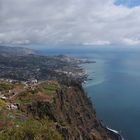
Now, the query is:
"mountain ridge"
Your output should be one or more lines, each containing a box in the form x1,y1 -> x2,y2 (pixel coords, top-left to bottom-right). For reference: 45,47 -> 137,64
0,46 -> 37,56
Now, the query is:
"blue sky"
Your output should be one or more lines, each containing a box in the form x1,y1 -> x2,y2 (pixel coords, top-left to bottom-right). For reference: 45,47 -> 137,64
115,0 -> 140,7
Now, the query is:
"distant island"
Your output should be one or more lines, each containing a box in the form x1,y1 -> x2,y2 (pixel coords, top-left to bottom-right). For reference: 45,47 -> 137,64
0,46 -> 121,140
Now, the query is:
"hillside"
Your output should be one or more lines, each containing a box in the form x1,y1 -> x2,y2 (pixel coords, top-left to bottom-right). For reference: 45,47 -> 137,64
0,46 -> 120,140
0,46 -> 36,57
0,80 -> 118,140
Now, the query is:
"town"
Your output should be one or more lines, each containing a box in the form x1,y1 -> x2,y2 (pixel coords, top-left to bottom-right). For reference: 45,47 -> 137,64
0,53 -> 94,83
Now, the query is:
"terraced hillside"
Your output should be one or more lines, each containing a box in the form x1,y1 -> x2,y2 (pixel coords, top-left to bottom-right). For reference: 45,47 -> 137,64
0,80 -> 118,140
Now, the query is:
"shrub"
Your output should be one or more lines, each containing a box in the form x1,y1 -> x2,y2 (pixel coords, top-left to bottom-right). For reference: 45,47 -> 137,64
0,119 -> 63,140
0,99 -> 6,108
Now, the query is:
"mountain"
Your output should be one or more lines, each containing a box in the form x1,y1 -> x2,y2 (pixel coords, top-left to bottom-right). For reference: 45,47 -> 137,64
0,46 -> 37,56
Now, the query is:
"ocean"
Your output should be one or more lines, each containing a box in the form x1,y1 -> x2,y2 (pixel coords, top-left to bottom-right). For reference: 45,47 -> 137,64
42,47 -> 140,140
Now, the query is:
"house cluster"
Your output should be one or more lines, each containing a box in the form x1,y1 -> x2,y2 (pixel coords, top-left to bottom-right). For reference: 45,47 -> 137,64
0,78 -> 39,111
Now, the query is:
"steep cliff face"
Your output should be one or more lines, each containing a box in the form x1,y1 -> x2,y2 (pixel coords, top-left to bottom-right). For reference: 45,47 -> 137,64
27,81 -> 118,140
0,80 -> 118,140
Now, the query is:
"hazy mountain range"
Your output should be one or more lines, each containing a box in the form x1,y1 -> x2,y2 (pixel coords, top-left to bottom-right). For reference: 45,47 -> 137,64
0,46 -> 37,57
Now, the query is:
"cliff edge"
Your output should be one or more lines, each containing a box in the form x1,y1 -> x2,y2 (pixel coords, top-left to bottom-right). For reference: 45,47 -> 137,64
0,80 -> 118,140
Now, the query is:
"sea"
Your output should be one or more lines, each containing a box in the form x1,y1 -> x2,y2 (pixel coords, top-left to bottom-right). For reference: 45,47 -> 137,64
41,46 -> 140,140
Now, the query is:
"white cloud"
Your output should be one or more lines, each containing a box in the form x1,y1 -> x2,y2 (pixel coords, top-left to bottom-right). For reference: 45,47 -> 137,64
83,40 -> 111,46
0,0 -> 140,46
123,38 -> 140,46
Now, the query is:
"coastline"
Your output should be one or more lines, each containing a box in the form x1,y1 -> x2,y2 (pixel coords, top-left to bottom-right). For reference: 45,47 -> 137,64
82,80 -> 125,140
81,64 -> 124,140
106,127 -> 124,140
100,121 -> 124,140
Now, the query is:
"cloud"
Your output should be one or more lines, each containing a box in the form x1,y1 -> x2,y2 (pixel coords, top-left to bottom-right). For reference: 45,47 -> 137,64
0,0 -> 140,46
123,38 -> 140,46
83,40 -> 111,46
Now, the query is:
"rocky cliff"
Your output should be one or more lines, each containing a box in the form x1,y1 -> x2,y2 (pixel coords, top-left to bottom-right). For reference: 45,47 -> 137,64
0,80 -> 118,140
31,82 -> 117,140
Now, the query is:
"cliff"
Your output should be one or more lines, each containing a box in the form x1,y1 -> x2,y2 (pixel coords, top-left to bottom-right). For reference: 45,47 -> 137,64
0,80 -> 118,140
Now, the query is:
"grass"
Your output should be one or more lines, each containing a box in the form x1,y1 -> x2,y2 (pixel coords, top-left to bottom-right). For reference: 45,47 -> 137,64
0,83 -> 14,91
0,99 -> 7,108
0,118 -> 64,140
16,98 -> 32,105
15,91 -> 34,105
39,81 -> 60,96
0,80 -> 64,140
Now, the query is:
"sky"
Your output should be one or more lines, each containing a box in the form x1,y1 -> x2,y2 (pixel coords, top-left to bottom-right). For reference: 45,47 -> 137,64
0,0 -> 140,47
116,0 -> 140,8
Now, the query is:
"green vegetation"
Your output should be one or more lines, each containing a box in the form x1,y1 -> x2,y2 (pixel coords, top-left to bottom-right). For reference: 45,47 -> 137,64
39,81 -> 60,96
0,82 -> 14,91
0,81 -> 64,140
15,91 -> 34,105
0,108 -> 30,130
0,119 -> 63,140
16,98 -> 33,105
0,99 -> 7,108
